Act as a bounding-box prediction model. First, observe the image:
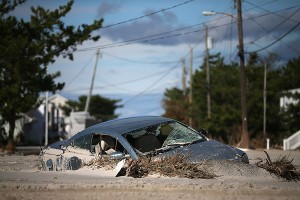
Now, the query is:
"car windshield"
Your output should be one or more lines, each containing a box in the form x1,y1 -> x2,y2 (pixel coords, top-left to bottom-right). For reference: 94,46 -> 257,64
161,122 -> 205,147
126,121 -> 205,153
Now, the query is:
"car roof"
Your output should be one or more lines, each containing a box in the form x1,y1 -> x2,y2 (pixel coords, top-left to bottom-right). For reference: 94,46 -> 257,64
70,116 -> 174,141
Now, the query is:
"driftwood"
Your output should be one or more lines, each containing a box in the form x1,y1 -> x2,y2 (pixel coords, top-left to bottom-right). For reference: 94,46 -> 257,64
90,153 -> 216,179
126,153 -> 217,179
255,151 -> 300,182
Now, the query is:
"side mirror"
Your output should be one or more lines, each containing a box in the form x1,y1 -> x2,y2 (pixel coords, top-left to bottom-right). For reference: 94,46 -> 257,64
198,128 -> 208,136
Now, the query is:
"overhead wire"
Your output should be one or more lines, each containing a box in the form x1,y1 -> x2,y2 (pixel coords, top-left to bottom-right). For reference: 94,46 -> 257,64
95,3 -> 300,92
98,23 -> 204,49
63,1 -> 300,102
119,36 -> 207,105
250,41 -> 289,61
101,0 -> 195,29
101,51 -> 179,64
245,7 -> 300,44
245,0 -> 300,23
63,52 -> 96,89
243,4 -> 300,55
75,4 -> 300,53
247,21 -> 300,54
63,62 -> 179,92
122,63 -> 180,105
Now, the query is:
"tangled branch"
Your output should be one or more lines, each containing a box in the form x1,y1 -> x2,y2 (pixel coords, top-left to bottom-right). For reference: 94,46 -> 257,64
255,151 -> 300,182
126,153 -> 217,179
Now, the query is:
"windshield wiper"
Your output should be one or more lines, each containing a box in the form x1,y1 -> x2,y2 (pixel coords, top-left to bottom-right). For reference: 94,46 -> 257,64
166,143 -> 185,147
165,139 -> 204,148
185,139 -> 204,145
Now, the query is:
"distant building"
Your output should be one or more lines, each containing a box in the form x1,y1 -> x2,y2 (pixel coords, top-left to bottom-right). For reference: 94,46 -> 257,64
280,88 -> 300,110
65,111 -> 96,138
1,94 -> 99,146
25,94 -> 69,145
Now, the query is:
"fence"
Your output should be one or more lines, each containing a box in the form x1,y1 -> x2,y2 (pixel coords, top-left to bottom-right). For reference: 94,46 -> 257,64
283,130 -> 300,150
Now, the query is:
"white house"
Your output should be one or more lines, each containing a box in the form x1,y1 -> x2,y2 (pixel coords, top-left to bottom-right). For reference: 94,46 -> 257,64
25,94 -> 69,145
280,88 -> 300,110
280,88 -> 300,150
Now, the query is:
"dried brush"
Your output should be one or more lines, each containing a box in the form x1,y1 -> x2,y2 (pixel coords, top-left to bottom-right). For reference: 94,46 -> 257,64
256,151 -> 300,182
126,153 -> 217,179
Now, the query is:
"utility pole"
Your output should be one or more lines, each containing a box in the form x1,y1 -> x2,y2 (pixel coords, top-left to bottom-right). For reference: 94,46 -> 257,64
44,91 -> 48,146
236,0 -> 249,148
84,48 -> 100,113
263,63 -> 267,138
189,46 -> 193,126
181,58 -> 187,92
205,25 -> 211,119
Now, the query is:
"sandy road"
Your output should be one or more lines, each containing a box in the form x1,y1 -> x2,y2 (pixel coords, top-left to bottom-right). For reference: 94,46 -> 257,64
0,149 -> 299,200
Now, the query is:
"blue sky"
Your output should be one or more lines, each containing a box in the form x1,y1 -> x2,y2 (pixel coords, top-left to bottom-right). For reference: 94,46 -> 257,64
12,0 -> 300,118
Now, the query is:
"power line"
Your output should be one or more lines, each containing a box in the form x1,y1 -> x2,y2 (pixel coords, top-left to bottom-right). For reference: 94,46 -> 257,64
247,21 -> 300,54
250,41 -> 289,61
244,7 -> 300,45
63,65 -> 179,92
244,0 -> 279,12
245,0 -> 300,23
77,26 -> 206,52
75,4 -> 300,53
102,51 -> 179,64
98,22 -> 203,49
122,64 -> 179,105
244,7 -> 300,54
101,0 -> 195,29
63,52 -> 96,89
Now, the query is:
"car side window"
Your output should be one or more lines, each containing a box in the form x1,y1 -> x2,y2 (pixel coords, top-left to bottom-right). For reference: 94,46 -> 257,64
73,135 -> 91,150
91,134 -> 125,155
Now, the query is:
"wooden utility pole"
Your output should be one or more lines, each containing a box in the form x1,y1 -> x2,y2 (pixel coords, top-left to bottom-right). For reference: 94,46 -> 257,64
181,58 -> 187,92
44,91 -> 48,146
236,0 -> 249,148
263,63 -> 267,137
205,25 -> 211,119
84,49 -> 100,113
189,47 -> 193,126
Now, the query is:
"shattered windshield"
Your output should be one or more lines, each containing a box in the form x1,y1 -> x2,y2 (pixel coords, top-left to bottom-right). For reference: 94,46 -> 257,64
126,121 -> 205,153
161,122 -> 204,147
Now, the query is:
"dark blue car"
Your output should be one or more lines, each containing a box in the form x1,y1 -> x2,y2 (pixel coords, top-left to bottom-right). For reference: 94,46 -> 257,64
40,116 -> 249,171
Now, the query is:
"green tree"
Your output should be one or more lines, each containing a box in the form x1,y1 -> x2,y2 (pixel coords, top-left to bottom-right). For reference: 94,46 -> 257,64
246,53 -> 283,145
245,53 -> 300,145
280,56 -> 300,90
0,0 -> 103,147
277,57 -> 300,142
192,53 -> 242,143
62,95 -> 122,122
163,51 -> 300,147
162,87 -> 190,124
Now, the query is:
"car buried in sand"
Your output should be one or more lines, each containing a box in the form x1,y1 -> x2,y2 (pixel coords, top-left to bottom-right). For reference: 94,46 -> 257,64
40,116 -> 249,172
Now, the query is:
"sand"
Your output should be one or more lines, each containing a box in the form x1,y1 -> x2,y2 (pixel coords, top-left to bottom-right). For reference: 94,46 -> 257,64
0,149 -> 299,200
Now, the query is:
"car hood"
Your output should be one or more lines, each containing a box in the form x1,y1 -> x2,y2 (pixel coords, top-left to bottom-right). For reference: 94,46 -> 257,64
157,140 -> 248,163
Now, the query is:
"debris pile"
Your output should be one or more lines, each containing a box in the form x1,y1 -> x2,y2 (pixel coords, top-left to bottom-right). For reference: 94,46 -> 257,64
87,156 -> 119,170
126,154 -> 216,179
91,153 -> 217,179
255,151 -> 300,182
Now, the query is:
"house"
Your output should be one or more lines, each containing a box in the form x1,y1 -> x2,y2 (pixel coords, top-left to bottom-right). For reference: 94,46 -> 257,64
25,94 -> 69,145
280,88 -> 300,110
2,93 -> 98,146
280,88 -> 300,150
